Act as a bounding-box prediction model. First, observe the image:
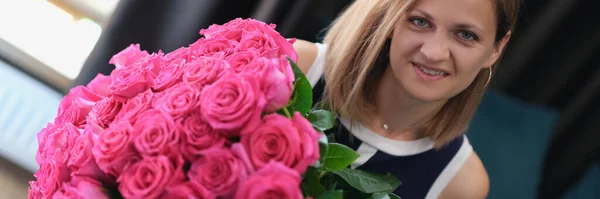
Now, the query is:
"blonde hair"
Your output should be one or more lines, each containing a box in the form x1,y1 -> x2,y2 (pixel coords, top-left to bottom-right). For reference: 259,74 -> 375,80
321,0 -> 519,147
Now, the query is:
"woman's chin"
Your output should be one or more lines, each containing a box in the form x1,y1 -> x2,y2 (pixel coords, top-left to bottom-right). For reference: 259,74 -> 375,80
412,94 -> 446,103
404,87 -> 450,103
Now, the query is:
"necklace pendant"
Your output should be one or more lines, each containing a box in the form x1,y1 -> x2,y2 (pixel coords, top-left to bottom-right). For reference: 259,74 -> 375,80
383,124 -> 389,130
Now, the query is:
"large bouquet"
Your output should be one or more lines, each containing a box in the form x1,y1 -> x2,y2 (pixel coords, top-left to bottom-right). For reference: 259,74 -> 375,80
28,18 -> 401,199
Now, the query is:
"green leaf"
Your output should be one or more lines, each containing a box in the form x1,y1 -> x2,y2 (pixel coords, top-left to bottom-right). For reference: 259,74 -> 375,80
318,131 -> 329,165
316,190 -> 344,199
320,173 -> 338,191
327,133 -> 337,143
332,168 -> 402,194
322,143 -> 360,171
340,189 -> 371,199
387,193 -> 402,199
308,110 -> 335,131
370,193 -> 391,199
301,166 -> 326,197
286,57 -> 312,115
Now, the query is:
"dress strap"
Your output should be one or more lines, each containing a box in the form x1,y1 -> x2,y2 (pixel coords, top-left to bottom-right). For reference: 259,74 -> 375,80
425,135 -> 473,199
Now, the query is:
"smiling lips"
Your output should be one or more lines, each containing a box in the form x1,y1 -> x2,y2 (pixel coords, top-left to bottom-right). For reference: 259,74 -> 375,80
411,62 -> 449,81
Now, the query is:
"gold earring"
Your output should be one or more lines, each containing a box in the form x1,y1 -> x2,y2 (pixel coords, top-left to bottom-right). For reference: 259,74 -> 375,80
482,67 -> 493,88
466,67 -> 493,93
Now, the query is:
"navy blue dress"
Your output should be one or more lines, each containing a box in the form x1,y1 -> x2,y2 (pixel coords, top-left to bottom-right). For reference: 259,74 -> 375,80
307,43 -> 473,199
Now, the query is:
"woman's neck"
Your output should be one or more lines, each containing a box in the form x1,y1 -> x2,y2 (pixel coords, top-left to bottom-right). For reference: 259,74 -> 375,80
367,65 -> 446,141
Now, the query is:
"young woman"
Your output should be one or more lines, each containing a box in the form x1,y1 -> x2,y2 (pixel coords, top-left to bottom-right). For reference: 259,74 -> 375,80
293,0 -> 519,198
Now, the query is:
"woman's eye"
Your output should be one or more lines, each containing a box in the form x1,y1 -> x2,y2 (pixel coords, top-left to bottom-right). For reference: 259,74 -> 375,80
458,31 -> 477,41
411,18 -> 431,28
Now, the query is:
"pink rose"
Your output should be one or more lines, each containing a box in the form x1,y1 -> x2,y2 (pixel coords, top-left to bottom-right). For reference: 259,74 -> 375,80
261,56 -> 294,112
275,55 -> 295,83
55,86 -> 103,127
241,113 -> 320,174
235,18 -> 277,32
35,123 -> 58,164
109,44 -> 150,69
28,181 -> 42,199
86,73 -> 112,97
179,113 -> 228,162
165,47 -> 191,62
137,51 -> 166,79
34,148 -> 70,197
36,123 -> 80,164
55,88 -> 77,119
160,182 -> 216,199
182,56 -> 232,86
199,23 -> 244,41
290,112 -> 322,172
199,72 -> 266,137
200,18 -> 276,41
151,91 -> 167,108
51,176 -> 109,199
207,51 -> 228,60
204,18 -> 298,62
220,29 -> 244,42
82,122 -> 103,136
152,58 -> 186,92
231,143 -> 256,174
133,109 -> 181,158
226,49 -> 260,73
234,55 -> 268,74
57,103 -> 90,128
153,82 -> 203,119
235,31 -> 277,55
68,130 -> 104,180
242,18 -> 298,62
114,89 -> 154,124
109,65 -> 152,100
168,154 -> 187,181
200,18 -> 246,40
188,147 -> 248,198
260,28 -> 298,63
93,120 -> 140,177
118,155 -> 184,199
244,56 -> 294,112
200,18 -> 298,60
234,161 -> 303,199
109,52 -> 164,100
199,24 -> 225,38
220,18 -> 248,28
87,96 -> 123,129
189,37 -> 235,59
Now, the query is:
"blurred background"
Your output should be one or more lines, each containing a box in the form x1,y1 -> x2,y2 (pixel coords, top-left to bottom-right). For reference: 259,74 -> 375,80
0,0 -> 598,198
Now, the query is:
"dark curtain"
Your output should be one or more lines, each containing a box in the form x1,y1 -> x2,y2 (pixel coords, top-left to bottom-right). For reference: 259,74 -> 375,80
491,0 -> 600,198
71,0 -> 599,198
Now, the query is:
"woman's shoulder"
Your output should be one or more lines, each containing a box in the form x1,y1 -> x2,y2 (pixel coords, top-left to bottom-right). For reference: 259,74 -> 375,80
292,39 -> 319,74
438,150 -> 490,199
292,39 -> 329,87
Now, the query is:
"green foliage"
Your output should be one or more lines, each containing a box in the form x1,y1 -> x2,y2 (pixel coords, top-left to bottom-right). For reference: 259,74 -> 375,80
281,57 -> 403,199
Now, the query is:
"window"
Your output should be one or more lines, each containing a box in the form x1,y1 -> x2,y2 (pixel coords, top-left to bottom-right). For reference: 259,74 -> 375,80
0,0 -> 119,90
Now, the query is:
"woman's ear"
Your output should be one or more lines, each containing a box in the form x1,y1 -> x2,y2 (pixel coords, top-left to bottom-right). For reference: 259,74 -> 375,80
483,31 -> 512,68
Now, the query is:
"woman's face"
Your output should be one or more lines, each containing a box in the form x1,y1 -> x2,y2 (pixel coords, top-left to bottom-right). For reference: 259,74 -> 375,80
389,0 -> 510,102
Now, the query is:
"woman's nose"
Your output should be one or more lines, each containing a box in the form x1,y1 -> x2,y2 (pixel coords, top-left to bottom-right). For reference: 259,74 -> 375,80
418,35 -> 450,62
